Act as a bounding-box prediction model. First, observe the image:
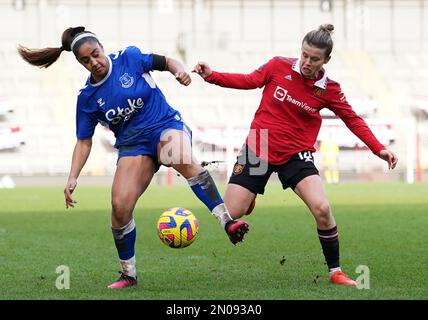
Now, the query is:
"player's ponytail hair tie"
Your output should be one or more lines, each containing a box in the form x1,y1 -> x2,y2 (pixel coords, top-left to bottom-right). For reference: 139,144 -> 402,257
61,26 -> 86,52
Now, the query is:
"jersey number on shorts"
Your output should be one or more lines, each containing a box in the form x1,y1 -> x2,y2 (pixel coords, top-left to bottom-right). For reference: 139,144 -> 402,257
298,151 -> 314,163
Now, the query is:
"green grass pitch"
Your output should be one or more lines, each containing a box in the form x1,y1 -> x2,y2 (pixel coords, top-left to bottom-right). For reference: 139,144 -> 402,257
0,182 -> 427,300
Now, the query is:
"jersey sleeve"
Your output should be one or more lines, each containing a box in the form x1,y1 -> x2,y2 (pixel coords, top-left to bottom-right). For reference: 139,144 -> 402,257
326,82 -> 385,155
76,96 -> 98,140
122,46 -> 154,73
204,57 -> 276,89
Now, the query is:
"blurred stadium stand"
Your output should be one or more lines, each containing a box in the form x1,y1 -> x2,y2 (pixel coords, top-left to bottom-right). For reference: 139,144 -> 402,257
0,0 -> 426,184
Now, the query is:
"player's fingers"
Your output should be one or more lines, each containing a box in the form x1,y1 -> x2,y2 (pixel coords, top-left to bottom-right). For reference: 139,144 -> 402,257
391,155 -> 398,169
183,74 -> 191,86
176,73 -> 191,85
66,197 -> 76,208
66,201 -> 75,209
192,63 -> 206,74
191,65 -> 200,73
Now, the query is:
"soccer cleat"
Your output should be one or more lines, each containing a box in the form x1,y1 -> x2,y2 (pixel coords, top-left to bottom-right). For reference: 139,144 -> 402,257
225,220 -> 249,245
329,271 -> 357,287
245,198 -> 256,215
107,272 -> 137,289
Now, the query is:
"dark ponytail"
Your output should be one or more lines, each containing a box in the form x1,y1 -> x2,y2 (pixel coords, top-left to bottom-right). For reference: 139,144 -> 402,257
18,26 -> 86,68
302,24 -> 335,57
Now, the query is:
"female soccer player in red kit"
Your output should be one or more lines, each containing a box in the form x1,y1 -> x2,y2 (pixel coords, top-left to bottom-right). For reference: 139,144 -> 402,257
193,24 -> 398,286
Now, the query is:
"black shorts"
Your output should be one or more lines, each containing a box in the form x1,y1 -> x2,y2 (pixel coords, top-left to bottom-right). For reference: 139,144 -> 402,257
228,145 -> 319,195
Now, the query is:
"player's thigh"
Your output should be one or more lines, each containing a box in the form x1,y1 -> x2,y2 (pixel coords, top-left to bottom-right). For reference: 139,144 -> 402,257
112,155 -> 156,205
293,174 -> 330,213
224,183 -> 256,219
158,129 -> 203,178
158,129 -> 193,166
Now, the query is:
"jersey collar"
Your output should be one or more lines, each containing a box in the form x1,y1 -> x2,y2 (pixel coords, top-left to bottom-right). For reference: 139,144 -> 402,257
89,55 -> 113,87
292,58 -> 328,89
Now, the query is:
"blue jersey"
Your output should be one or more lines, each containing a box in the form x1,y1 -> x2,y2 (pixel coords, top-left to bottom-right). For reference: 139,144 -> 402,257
76,46 -> 181,149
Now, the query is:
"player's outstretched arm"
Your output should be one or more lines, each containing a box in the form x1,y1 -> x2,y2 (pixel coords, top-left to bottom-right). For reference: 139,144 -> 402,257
64,138 -> 92,209
192,61 -> 212,79
165,57 -> 191,86
378,149 -> 398,170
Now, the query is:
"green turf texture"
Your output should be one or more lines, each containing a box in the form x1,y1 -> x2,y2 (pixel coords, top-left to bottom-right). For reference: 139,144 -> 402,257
0,182 -> 427,300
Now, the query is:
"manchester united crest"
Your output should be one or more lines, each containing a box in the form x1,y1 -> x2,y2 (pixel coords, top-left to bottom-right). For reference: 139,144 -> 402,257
233,164 -> 244,174
313,87 -> 325,96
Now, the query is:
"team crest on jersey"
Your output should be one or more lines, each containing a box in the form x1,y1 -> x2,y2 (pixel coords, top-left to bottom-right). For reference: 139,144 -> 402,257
119,73 -> 134,88
233,164 -> 244,174
313,87 -> 325,96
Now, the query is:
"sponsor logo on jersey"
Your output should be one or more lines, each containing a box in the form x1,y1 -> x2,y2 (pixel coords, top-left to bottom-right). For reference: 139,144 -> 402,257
273,86 -> 288,102
105,97 -> 144,125
274,86 -> 317,113
284,74 -> 292,81
119,73 -> 134,88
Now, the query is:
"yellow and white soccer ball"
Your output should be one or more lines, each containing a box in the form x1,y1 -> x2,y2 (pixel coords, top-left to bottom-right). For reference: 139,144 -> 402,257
157,207 -> 199,248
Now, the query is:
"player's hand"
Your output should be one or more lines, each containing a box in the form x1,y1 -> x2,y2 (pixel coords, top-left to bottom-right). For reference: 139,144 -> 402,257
174,71 -> 191,86
64,178 -> 78,209
192,61 -> 212,79
378,149 -> 398,170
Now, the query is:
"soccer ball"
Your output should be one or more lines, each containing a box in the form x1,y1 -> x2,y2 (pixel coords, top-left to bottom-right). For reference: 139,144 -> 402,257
157,207 -> 199,248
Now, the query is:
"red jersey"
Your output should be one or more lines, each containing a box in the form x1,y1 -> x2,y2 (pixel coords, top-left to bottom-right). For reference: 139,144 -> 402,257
204,57 -> 385,165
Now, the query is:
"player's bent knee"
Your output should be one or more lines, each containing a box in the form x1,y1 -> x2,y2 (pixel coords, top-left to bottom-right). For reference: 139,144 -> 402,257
312,201 -> 332,220
111,196 -> 135,217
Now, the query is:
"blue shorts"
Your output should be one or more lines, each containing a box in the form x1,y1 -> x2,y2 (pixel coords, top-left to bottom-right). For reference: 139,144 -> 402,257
117,117 -> 192,167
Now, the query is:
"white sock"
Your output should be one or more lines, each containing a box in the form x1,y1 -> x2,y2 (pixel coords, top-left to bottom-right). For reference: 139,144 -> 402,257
329,267 -> 342,277
120,256 -> 136,278
211,203 -> 233,228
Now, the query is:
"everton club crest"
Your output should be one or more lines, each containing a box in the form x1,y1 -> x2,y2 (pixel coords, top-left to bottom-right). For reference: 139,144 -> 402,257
119,73 -> 134,88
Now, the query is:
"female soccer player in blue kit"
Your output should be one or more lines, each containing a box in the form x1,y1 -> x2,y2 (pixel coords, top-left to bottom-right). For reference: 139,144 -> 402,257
18,26 -> 249,289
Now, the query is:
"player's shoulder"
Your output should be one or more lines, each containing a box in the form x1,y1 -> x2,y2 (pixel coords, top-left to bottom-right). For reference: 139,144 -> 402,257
272,56 -> 296,65
77,82 -> 98,111
268,56 -> 296,70
112,45 -> 152,58
108,46 -> 133,60
77,83 -> 92,99
326,77 -> 342,92
256,56 -> 294,73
